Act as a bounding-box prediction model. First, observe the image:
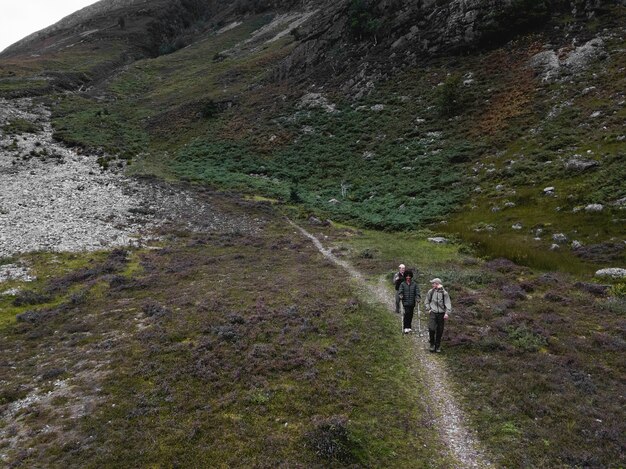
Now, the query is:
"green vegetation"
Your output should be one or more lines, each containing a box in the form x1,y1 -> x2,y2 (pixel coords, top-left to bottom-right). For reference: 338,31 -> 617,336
2,118 -> 41,134
335,224 -> 626,468
348,0 -> 382,39
0,201 -> 450,467
172,104 -> 467,229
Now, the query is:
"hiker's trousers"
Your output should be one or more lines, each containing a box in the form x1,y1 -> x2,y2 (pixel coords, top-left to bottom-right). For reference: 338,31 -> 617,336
396,290 -> 404,314
403,305 -> 415,329
429,312 -> 446,348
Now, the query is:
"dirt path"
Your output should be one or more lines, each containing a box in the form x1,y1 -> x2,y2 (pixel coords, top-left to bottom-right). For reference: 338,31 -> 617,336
290,219 -> 493,469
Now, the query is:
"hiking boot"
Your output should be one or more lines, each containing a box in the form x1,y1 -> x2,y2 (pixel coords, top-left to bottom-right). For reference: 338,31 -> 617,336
429,345 -> 436,353
435,348 -> 442,353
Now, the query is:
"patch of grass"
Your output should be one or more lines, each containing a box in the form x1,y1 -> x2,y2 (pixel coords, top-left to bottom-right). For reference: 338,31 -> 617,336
2,118 -> 41,134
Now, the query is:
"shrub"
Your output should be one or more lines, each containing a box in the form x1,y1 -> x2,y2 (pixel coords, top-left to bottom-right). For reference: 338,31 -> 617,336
306,415 -> 361,464
610,282 -> 626,298
436,74 -> 464,117
12,290 -> 52,307
2,118 -> 40,134
506,324 -> 546,352
348,0 -> 381,40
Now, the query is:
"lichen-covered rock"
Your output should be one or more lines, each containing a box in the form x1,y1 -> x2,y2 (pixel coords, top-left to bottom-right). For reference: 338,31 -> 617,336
595,268 -> 626,279
565,156 -> 599,172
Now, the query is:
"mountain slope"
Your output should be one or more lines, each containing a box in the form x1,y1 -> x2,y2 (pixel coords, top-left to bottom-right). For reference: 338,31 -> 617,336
1,1 -> 625,467
4,0 -> 623,272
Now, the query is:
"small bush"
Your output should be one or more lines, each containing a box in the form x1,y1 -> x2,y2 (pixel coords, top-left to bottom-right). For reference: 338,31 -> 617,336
2,118 -> 40,134
306,415 -> 360,464
507,324 -> 546,352
142,300 -> 171,319
436,74 -> 464,117
12,290 -> 52,307
0,386 -> 28,405
610,282 -> 626,298
199,100 -> 220,119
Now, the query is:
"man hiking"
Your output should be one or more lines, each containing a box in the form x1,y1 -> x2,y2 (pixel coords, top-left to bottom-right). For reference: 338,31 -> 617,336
425,278 -> 451,353
398,270 -> 420,334
392,264 -> 406,314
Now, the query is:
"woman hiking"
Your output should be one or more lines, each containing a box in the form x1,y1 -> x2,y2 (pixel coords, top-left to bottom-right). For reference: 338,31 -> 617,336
398,270 -> 420,334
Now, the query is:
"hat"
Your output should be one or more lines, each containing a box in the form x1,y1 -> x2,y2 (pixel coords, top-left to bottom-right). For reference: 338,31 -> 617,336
430,278 -> 442,284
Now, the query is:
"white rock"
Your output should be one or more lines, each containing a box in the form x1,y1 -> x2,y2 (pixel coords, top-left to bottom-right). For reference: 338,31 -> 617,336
571,240 -> 583,249
428,237 -> 449,244
550,244 -> 560,250
553,233 -> 568,243
512,223 -> 523,230
595,268 -> 626,279
585,203 -> 604,212
543,186 -> 555,194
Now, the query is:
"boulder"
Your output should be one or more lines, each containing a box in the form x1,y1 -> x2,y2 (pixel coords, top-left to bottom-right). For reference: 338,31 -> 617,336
563,38 -> 607,73
428,237 -> 449,244
530,50 -> 560,82
585,204 -> 604,212
595,268 -> 626,279
565,156 -> 598,172
574,282 -> 609,296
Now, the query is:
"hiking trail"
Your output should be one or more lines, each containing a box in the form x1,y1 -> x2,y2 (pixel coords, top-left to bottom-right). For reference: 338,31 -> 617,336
289,219 -> 493,469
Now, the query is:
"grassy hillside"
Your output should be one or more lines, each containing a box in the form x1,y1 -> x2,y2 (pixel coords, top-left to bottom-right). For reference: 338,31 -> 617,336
327,225 -> 626,467
0,195 -> 450,467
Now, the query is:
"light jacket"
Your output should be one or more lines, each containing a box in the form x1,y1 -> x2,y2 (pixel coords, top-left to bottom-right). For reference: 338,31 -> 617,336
393,271 -> 405,291
425,287 -> 451,314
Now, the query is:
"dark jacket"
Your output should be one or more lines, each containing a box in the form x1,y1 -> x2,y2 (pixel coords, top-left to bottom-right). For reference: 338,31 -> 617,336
398,280 -> 420,307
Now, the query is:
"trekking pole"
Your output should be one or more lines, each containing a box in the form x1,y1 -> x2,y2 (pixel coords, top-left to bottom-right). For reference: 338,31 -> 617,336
417,303 -> 422,337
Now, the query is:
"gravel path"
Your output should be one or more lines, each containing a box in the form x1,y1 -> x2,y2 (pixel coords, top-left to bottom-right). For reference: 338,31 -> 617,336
290,219 -> 493,469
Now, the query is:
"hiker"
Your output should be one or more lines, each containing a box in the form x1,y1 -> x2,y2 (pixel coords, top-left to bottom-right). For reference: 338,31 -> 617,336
398,270 -> 420,333
425,278 -> 451,353
393,264 -> 406,314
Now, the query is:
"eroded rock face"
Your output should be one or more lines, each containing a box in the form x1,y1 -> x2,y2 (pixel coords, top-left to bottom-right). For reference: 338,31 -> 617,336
274,0 -> 611,88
